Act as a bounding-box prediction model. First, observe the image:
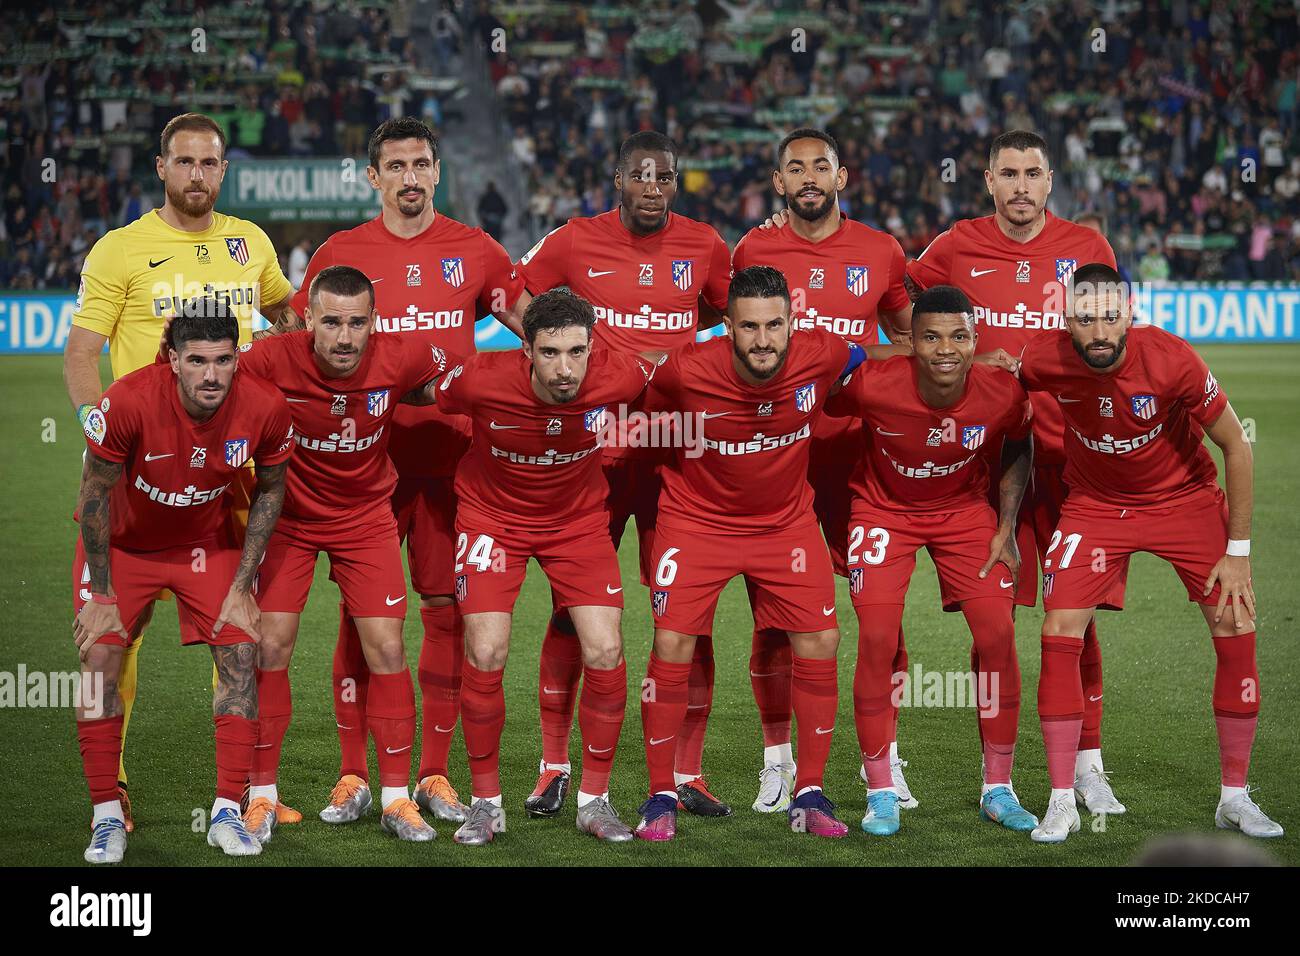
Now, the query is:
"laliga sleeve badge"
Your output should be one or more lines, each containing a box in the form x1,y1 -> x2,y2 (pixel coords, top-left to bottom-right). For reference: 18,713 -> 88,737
84,408 -> 107,445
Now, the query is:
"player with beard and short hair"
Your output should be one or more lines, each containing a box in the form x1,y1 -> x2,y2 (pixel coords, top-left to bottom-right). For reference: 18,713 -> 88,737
1019,263 -> 1281,843
906,130 -> 1126,816
516,130 -> 735,819
290,117 -> 529,828
63,112 -> 304,832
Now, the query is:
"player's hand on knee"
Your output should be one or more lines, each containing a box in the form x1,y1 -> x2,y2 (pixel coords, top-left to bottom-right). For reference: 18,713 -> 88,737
1206,555 -> 1255,629
759,209 -> 791,231
74,602 -> 128,661
213,587 -> 262,643
980,527 -> 1019,581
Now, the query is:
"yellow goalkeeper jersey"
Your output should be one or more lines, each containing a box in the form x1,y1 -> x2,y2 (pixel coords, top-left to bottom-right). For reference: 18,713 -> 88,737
71,209 -> 293,379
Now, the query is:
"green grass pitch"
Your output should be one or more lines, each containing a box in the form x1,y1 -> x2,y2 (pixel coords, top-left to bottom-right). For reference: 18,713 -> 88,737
0,346 -> 1295,867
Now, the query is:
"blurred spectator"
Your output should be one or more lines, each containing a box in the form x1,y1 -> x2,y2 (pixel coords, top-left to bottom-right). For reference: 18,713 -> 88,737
288,237 -> 313,290
477,182 -> 508,241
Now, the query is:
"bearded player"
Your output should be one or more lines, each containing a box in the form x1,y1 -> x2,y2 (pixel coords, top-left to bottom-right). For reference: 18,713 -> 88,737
826,286 -> 1038,836
291,118 -> 530,827
63,112 -> 302,831
425,290 -> 655,846
234,266 -> 452,844
635,266 -> 867,842
732,128 -> 916,813
906,130 -> 1124,815
516,131 -> 733,818
1021,264 -> 1282,843
75,301 -> 294,863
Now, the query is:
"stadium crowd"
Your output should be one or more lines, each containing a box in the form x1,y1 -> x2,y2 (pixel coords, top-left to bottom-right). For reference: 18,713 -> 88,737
4,0 -> 1300,287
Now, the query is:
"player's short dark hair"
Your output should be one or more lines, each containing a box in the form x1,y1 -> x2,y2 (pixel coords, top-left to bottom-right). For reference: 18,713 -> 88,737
309,265 -> 375,311
160,112 -> 227,160
368,117 -> 439,170
776,128 -> 840,167
168,295 -> 238,353
522,289 -> 597,344
618,130 -> 678,172
1069,262 -> 1128,309
727,265 -> 791,316
912,285 -> 974,326
989,129 -> 1050,169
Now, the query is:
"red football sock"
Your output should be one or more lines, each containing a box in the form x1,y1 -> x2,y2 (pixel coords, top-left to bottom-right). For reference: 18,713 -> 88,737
1038,634 -> 1084,790
367,670 -> 416,791
1078,618 -> 1104,751
578,661 -> 627,796
1212,631 -> 1259,787
538,608 -> 582,766
251,667 -> 291,786
333,603 -> 370,781
461,662 -> 506,797
641,654 -> 691,795
891,627 -> 908,742
853,605 -> 903,790
214,714 -> 257,803
792,655 -> 838,793
417,604 -> 463,780
77,714 -> 124,806
963,598 -> 1021,786
674,635 -> 714,777
749,626 -> 793,748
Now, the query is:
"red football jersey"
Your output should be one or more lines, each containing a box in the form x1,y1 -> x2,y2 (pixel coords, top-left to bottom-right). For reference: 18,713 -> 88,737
1019,325 -> 1228,509
81,362 -> 294,552
436,348 -> 655,530
236,330 -> 448,528
517,209 -> 731,355
826,357 -> 1031,513
291,213 -> 524,479
648,328 -> 851,534
906,211 -> 1117,464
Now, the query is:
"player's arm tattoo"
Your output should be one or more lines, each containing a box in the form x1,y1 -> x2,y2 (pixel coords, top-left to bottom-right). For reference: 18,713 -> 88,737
210,642 -> 257,718
233,461 -> 288,593
76,452 -> 123,594
257,297 -> 305,338
902,272 -> 921,303
996,435 -> 1033,529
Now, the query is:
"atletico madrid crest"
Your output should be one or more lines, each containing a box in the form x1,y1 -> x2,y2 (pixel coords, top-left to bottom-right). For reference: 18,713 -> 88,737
1131,394 -> 1157,420
367,389 -> 389,417
962,425 -> 986,450
226,237 -> 250,266
652,590 -> 669,617
846,266 -> 869,297
672,260 -> 694,291
455,574 -> 467,603
794,383 -> 817,413
442,257 -> 465,288
849,568 -> 863,595
1055,258 -> 1078,283
224,438 -> 249,468
584,406 -> 607,433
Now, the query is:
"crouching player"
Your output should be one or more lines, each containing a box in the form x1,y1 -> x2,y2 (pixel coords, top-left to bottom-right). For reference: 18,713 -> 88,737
74,301 -> 294,862
1023,263 -> 1281,842
826,286 -> 1037,836
428,290 -> 655,846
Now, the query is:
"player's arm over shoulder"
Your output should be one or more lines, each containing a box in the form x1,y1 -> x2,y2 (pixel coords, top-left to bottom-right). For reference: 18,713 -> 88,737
400,344 -> 468,407
905,227 -> 955,297
516,222 -> 573,293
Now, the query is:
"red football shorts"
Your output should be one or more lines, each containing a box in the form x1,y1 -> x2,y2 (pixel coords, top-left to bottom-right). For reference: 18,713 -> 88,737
603,450 -> 664,586
257,510 -> 408,618
847,503 -> 1016,610
392,476 -> 457,597
1002,461 -> 1069,608
809,415 -> 866,578
454,510 -> 624,615
1042,489 -> 1229,611
649,519 -> 838,635
72,536 -> 252,647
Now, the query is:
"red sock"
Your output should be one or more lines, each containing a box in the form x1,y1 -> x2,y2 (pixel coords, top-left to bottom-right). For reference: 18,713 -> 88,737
1212,631 -> 1259,787
461,662 -> 506,797
963,598 -> 1021,786
578,661 -> 627,796
251,668 -> 291,786
367,670 -> 416,792
891,627 -> 908,742
77,714 -> 124,806
674,635 -> 714,777
333,603 -> 370,781
641,654 -> 691,795
214,714 -> 257,803
538,609 -> 583,766
749,626 -> 793,747
417,604 -> 463,780
1038,634 -> 1084,789
853,605 -> 903,790
792,655 -> 838,793
1079,618 -> 1104,751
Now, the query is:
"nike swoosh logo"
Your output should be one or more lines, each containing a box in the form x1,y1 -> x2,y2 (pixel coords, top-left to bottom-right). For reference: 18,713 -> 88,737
587,268 -> 615,278
588,745 -> 613,754
649,736 -> 675,746
385,745 -> 412,754
700,411 -> 730,420
285,397 -> 310,403
336,723 -> 353,730
815,726 -> 833,735
749,671 -> 778,678
434,724 -> 455,734
143,453 -> 174,462
822,605 -> 835,616
542,686 -> 564,696
970,267 -> 996,277
149,257 -> 174,268
371,278 -> 384,283
489,421 -> 520,430
1057,395 -> 1081,403
253,743 -> 273,749
999,579 -> 1014,589
385,594 -> 406,606
606,585 -> 622,594
1088,695 -> 1103,702
875,427 -> 904,436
